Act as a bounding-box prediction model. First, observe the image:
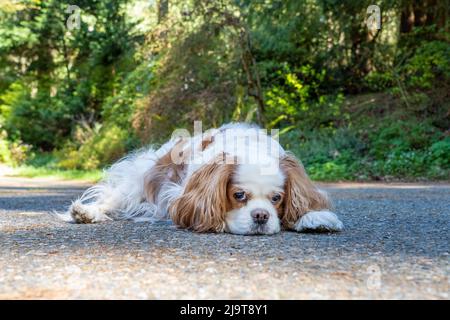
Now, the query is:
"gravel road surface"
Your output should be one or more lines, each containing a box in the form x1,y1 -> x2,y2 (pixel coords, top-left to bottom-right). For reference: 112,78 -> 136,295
0,176 -> 448,299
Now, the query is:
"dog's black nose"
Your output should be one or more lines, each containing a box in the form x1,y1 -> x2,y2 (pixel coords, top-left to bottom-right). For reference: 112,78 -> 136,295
251,209 -> 269,225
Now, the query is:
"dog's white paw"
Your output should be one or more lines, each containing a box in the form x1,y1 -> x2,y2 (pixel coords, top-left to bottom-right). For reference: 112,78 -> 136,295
294,210 -> 343,232
69,201 -> 111,224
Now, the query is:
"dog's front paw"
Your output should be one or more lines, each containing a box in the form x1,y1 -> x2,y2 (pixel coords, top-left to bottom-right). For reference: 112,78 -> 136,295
294,210 -> 343,232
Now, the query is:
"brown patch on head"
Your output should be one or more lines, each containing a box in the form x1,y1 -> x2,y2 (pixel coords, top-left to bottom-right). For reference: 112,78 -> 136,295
201,134 -> 214,151
168,153 -> 236,232
145,139 -> 187,202
280,153 -> 330,229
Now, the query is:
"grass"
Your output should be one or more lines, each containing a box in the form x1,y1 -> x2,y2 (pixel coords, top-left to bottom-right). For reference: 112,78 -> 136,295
8,165 -> 103,182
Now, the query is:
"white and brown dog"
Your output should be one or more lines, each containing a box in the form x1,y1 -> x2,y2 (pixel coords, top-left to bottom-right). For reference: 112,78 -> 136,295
64,123 -> 343,235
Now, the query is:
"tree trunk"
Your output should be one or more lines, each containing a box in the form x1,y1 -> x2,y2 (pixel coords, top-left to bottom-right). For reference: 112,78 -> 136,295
400,2 -> 415,33
400,0 -> 446,34
239,28 -> 265,126
158,0 -> 169,24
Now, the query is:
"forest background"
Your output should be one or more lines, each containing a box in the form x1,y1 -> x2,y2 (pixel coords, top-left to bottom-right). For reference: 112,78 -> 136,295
0,0 -> 448,181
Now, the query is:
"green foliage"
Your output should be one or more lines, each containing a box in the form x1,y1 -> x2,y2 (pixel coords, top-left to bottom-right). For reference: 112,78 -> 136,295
429,138 -> 450,168
364,72 -> 395,91
0,0 -> 448,182
4,89 -> 75,149
57,124 -> 129,170
0,0 -> 143,151
282,128 -> 365,165
102,59 -> 156,128
266,64 -> 345,129
10,165 -> 102,182
369,120 -> 441,159
0,129 -> 30,165
283,127 -> 367,181
134,1 -> 244,141
285,121 -> 450,181
374,150 -> 428,177
401,40 -> 450,89
0,133 -> 13,164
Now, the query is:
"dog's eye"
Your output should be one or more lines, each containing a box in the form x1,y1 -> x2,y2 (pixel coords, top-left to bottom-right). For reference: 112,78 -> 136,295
233,191 -> 246,201
271,194 -> 281,203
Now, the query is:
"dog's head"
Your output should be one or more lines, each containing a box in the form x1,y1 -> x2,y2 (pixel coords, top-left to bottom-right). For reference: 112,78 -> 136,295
168,153 -> 329,235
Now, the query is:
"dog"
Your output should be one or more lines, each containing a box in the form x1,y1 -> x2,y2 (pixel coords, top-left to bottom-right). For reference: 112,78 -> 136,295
64,123 -> 343,235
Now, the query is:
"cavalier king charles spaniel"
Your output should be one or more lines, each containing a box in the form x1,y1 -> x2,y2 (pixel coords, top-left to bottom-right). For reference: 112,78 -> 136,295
64,123 -> 343,235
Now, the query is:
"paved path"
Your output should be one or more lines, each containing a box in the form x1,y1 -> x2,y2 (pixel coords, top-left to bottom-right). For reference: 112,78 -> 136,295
0,177 -> 448,299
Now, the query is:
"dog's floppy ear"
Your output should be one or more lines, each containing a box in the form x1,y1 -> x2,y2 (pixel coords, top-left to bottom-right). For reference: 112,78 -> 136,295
280,153 -> 330,229
168,153 -> 235,232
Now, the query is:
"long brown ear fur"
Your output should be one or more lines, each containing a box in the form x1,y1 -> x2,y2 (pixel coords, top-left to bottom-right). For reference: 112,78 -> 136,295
280,153 -> 330,229
168,154 -> 235,232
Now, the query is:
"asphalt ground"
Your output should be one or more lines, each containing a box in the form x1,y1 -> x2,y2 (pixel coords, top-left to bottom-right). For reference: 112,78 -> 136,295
0,176 -> 448,299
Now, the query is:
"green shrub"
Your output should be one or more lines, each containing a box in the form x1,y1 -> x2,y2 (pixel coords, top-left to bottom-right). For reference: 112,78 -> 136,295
374,150 -> 427,177
429,137 -> 450,168
0,130 -> 30,165
282,127 -> 367,180
283,127 -> 366,166
402,40 -> 450,89
306,161 -> 350,181
265,64 -> 345,129
364,71 -> 395,91
57,124 -> 129,170
0,134 -> 12,164
282,120 -> 449,181
369,120 -> 441,159
1,82 -> 75,150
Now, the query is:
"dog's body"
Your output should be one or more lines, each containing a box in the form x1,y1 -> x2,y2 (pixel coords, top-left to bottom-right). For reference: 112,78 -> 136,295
65,123 -> 343,235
